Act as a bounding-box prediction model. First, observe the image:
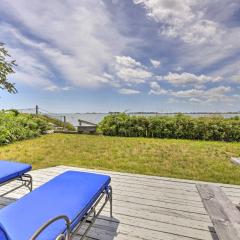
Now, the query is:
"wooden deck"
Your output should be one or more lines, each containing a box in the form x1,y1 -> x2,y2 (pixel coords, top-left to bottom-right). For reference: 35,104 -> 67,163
1,166 -> 240,240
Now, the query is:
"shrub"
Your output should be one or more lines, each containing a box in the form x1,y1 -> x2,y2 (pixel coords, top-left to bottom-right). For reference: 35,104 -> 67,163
0,111 -> 52,145
97,114 -> 240,142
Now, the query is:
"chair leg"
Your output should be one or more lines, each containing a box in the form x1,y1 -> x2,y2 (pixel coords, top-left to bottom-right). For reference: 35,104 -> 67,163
109,186 -> 113,218
29,175 -> 33,192
24,174 -> 33,192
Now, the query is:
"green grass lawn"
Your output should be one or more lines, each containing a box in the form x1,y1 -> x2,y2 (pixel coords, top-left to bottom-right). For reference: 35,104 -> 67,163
0,133 -> 240,184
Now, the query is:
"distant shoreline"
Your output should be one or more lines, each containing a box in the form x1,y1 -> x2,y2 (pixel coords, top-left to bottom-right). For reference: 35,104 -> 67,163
17,109 -> 240,126
68,111 -> 240,115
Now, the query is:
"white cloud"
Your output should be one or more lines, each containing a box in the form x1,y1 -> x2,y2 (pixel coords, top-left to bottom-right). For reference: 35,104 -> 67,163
134,0 -> 195,26
115,56 -> 142,68
0,0 -> 132,89
158,72 -> 221,85
133,0 -> 240,82
7,47 -> 54,88
181,20 -> 222,45
178,29 -> 240,74
189,98 -> 202,103
116,67 -> 152,83
44,85 -> 72,92
133,0 -> 223,45
44,85 -> 60,92
112,55 -> 152,84
172,89 -> 204,98
172,86 -> 232,102
149,81 -> 233,103
103,72 -> 114,80
118,88 -> 140,95
150,59 -> 161,68
149,82 -> 168,95
173,86 -> 231,97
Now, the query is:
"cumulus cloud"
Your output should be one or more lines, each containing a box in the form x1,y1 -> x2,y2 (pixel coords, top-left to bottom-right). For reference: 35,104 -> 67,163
133,0 -> 223,45
115,56 -> 142,68
149,82 -> 168,95
118,88 -> 140,95
150,59 -> 161,68
113,56 -> 152,84
116,68 -> 152,84
149,81 -> 233,103
171,86 -> 231,102
159,72 -> 222,85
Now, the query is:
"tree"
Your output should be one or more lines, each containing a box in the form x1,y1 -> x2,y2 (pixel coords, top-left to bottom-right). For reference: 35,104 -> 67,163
0,43 -> 17,93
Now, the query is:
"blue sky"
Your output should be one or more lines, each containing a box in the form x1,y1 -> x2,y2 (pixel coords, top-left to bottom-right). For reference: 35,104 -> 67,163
0,0 -> 239,113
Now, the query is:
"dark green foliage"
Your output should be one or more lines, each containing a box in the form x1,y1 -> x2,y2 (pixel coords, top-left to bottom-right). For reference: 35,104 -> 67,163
8,109 -> 20,116
0,111 -> 52,145
0,43 -> 17,93
97,114 -> 240,142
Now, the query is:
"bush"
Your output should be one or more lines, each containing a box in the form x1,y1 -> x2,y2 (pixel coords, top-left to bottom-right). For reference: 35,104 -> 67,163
0,111 -> 52,145
97,114 -> 240,142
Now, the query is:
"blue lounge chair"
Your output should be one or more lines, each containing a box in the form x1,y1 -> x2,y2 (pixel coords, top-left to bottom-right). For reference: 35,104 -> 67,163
0,171 -> 112,240
0,160 -> 32,196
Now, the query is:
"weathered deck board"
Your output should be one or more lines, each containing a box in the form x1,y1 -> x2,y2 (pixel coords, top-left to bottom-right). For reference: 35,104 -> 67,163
1,166 -> 240,239
197,184 -> 240,240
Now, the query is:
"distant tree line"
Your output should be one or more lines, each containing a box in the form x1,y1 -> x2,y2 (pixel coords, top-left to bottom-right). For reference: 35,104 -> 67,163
97,113 -> 240,142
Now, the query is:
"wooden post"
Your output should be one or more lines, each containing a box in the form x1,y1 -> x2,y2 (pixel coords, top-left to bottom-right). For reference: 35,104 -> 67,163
36,105 -> 39,115
63,116 -> 66,130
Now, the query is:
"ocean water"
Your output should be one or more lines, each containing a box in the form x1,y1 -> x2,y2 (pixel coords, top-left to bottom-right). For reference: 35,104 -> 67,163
17,108 -> 240,127
64,113 -> 107,126
60,113 -> 240,127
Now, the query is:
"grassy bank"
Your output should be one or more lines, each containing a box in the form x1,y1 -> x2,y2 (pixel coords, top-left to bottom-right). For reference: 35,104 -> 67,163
0,133 -> 240,184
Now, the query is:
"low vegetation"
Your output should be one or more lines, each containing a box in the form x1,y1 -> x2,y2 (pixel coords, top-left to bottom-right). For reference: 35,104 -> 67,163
0,110 -> 51,145
98,113 -> 240,142
0,110 -> 75,145
37,115 -> 76,131
0,133 -> 240,184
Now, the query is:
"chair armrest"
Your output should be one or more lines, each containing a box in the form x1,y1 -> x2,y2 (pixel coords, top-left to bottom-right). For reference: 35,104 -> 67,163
31,215 -> 71,240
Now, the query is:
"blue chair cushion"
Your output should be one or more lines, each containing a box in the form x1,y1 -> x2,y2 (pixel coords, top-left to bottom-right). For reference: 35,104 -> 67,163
0,171 -> 111,240
0,160 -> 32,184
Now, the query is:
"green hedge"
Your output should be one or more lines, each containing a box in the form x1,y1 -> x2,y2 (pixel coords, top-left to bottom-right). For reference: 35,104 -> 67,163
0,111 -> 52,145
97,113 -> 240,142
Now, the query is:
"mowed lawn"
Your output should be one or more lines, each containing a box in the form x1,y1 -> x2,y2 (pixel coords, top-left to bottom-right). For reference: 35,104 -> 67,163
0,133 -> 240,184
